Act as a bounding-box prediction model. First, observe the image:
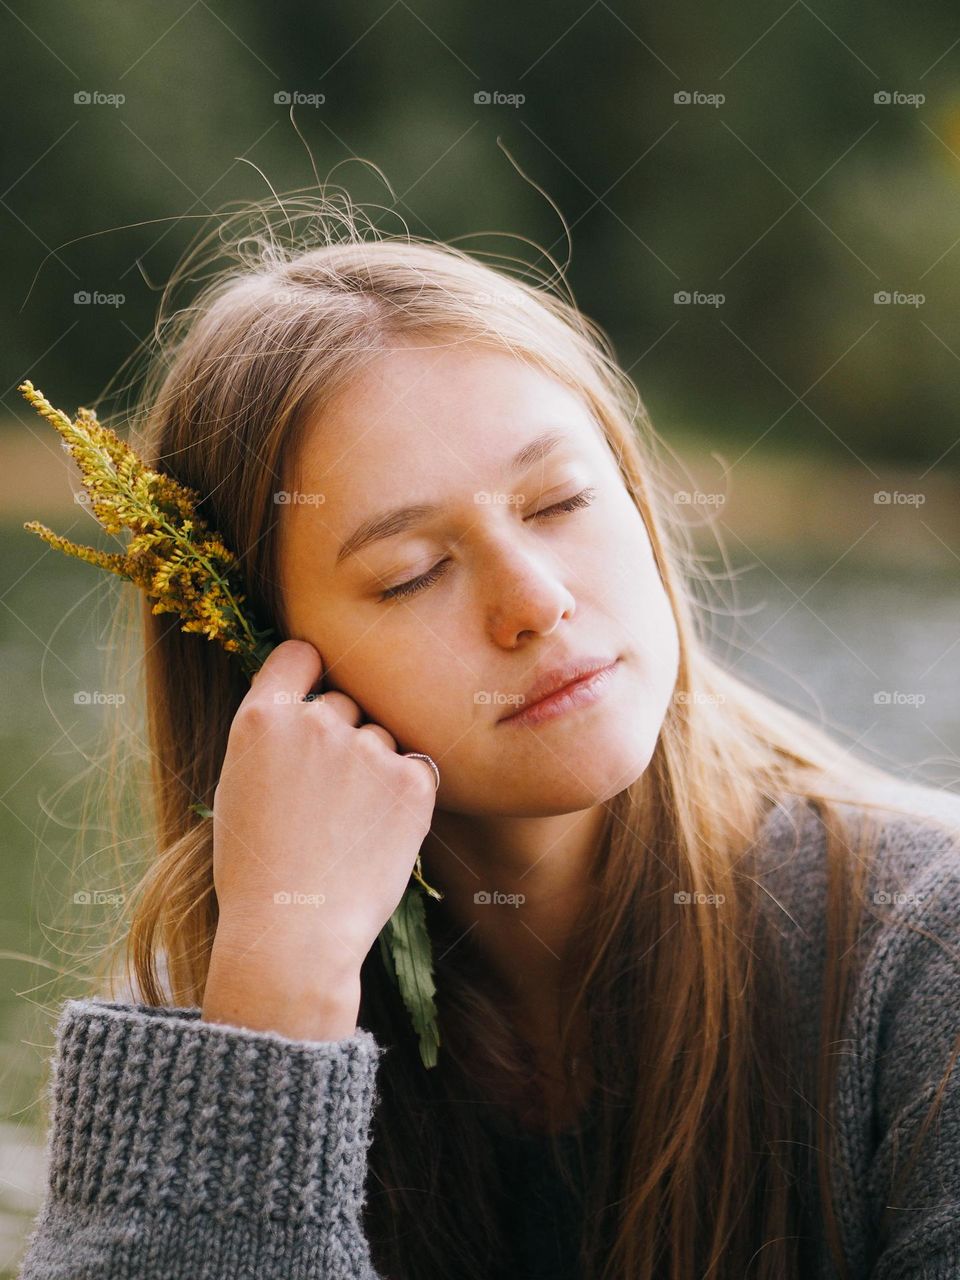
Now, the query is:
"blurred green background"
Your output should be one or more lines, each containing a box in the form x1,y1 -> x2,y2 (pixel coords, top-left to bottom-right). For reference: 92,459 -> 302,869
2,1 -> 959,1272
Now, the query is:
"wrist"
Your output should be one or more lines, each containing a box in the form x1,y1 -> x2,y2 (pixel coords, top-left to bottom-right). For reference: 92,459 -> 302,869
203,936 -> 362,1042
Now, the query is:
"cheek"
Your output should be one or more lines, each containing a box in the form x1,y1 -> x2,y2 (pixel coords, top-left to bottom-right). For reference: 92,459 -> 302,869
604,502 -> 679,667
327,634 -> 456,739
639,570 -> 680,697
593,490 -> 659,594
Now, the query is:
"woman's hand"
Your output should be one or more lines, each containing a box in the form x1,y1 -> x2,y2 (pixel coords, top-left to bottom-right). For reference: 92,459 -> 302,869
202,639 -> 438,1039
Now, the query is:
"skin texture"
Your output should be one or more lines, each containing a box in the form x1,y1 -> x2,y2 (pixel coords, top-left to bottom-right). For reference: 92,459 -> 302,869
277,338 -> 680,1049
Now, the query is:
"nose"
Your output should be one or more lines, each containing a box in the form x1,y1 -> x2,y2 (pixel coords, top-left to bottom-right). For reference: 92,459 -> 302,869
483,542 -> 577,647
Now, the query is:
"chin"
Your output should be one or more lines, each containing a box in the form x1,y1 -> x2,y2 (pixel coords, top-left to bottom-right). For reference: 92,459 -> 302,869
495,740 -> 654,815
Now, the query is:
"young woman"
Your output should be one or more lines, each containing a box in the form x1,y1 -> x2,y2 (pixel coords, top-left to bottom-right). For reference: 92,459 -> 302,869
15,198 -> 960,1280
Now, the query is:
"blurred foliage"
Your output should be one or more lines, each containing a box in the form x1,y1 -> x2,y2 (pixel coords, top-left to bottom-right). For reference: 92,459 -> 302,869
2,0 -> 960,461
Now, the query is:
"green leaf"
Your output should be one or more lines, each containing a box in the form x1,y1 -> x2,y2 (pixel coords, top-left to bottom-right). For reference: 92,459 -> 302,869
190,802 -> 214,819
383,884 -> 441,1069
378,931 -> 399,987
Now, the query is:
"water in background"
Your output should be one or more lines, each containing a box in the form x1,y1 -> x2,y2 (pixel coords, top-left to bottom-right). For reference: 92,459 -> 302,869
702,553 -> 959,788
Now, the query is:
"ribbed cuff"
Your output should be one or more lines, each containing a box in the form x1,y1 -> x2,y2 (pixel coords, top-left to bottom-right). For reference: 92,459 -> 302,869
44,997 -> 387,1226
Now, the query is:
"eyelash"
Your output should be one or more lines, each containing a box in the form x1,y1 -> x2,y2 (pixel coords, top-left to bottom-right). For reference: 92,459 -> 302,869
379,486 -> 598,602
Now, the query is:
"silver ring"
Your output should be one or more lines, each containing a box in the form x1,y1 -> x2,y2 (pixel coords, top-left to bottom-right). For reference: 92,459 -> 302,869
402,751 -> 440,791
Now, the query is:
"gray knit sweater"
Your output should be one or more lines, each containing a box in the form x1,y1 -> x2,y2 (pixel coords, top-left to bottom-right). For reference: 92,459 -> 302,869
14,786 -> 960,1279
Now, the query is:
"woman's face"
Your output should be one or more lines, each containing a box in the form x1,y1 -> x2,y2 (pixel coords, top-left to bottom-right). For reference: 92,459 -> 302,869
277,340 -> 680,817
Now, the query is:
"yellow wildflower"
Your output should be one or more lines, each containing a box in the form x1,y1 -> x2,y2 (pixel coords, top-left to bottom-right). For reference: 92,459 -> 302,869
19,381 -> 274,679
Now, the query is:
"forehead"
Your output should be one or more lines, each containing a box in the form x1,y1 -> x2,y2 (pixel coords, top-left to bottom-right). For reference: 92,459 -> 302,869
293,342 -> 597,495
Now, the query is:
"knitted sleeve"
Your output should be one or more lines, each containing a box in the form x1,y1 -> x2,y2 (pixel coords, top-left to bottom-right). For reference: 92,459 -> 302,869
838,833 -> 960,1280
14,996 -> 389,1280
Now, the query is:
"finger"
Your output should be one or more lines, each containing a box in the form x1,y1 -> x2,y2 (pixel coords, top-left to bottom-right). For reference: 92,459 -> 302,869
308,689 -> 364,728
355,722 -> 397,751
248,639 -> 323,705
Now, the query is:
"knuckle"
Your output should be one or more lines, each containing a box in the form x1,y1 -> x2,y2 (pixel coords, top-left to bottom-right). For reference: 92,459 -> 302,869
350,726 -> 382,760
308,704 -> 344,740
358,723 -> 395,751
232,700 -> 273,738
317,689 -> 359,717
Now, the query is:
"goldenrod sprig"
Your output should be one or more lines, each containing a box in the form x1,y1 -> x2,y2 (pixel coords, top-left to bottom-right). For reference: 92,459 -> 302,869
20,381 -> 274,679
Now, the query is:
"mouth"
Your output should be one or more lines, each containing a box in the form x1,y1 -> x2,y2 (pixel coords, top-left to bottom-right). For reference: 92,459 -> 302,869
497,655 -> 622,728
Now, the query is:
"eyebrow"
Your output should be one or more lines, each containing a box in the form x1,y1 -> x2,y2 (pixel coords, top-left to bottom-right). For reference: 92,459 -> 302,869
334,429 -> 572,567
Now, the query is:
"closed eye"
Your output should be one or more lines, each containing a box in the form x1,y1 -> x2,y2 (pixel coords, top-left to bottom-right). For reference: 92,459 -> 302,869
379,486 -> 597,602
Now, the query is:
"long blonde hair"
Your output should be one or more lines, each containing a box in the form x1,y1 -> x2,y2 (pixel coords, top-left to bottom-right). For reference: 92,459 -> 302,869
38,190 -> 960,1280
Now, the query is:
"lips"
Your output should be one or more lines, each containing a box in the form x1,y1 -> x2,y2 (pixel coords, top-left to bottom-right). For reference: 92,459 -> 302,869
498,655 -> 621,722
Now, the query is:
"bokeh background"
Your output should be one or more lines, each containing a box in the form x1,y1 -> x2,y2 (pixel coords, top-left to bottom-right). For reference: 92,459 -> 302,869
2,3 -> 959,1271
